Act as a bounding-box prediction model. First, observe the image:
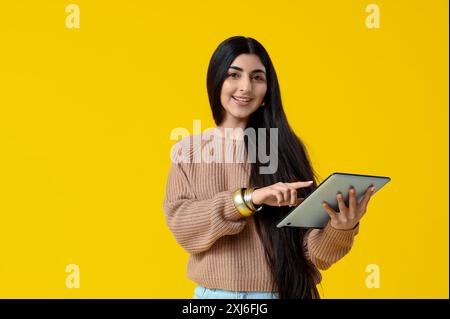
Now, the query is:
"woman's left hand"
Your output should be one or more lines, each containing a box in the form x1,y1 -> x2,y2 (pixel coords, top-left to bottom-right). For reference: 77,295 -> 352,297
322,185 -> 375,230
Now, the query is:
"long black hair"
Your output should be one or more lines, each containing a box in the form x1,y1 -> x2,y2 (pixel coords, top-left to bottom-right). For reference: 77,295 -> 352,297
206,36 -> 321,299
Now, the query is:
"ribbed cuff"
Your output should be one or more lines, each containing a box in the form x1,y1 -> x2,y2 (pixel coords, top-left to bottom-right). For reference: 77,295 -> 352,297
321,221 -> 360,243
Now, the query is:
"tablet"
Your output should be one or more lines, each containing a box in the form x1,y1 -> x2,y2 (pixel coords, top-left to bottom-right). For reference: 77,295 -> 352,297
276,172 -> 391,229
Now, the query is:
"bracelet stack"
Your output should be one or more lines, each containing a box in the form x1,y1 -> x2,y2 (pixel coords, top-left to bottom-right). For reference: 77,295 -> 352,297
232,187 -> 263,217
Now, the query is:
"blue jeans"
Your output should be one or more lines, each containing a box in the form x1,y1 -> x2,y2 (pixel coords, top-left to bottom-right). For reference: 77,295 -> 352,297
193,285 -> 279,299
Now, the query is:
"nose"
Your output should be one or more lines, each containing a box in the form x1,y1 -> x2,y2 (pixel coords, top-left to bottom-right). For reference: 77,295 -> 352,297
238,75 -> 252,92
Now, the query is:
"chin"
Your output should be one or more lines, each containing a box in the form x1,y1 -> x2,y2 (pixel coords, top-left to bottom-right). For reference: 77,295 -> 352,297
226,105 -> 257,116
229,111 -> 253,120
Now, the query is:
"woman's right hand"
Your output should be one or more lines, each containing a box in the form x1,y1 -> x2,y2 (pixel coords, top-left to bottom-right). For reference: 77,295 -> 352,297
252,181 -> 314,207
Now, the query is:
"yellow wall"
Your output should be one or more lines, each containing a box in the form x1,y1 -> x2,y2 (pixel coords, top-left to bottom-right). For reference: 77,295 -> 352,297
0,0 -> 448,298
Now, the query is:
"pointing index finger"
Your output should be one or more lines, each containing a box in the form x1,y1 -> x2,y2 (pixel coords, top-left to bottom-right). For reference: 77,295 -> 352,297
286,181 -> 314,189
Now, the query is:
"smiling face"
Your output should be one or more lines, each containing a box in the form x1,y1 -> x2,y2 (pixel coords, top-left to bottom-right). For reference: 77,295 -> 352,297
219,54 -> 267,126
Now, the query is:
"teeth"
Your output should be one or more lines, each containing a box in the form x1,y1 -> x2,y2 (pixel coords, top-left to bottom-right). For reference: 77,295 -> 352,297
233,96 -> 251,102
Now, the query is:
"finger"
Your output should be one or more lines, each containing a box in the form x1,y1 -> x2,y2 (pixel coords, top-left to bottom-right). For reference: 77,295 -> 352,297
358,185 -> 373,204
271,188 -> 283,205
358,185 -> 375,216
336,192 -> 347,213
349,187 -> 357,211
290,187 -> 298,206
359,185 -> 374,205
282,183 -> 298,206
273,184 -> 290,204
322,201 -> 337,221
281,183 -> 295,206
286,181 -> 314,189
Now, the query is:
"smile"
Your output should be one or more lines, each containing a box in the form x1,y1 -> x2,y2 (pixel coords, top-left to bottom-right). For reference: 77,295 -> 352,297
232,96 -> 253,105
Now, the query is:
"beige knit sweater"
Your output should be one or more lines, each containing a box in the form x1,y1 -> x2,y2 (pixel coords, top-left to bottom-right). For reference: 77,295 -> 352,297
163,129 -> 359,292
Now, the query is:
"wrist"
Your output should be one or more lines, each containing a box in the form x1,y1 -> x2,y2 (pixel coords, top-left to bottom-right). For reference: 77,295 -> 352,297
329,221 -> 359,231
245,187 -> 263,211
251,188 -> 263,206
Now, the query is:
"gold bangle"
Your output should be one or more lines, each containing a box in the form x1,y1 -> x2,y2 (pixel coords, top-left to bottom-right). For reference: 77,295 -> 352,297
244,187 -> 263,212
243,187 -> 256,211
232,188 -> 255,217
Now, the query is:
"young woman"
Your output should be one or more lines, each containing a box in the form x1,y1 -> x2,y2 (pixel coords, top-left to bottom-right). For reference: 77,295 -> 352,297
163,36 -> 375,299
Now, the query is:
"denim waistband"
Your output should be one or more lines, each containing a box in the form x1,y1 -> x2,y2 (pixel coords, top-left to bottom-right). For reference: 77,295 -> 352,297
193,285 -> 280,299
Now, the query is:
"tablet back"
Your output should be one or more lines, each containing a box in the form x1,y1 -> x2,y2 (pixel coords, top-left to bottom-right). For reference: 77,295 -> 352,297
276,172 -> 391,229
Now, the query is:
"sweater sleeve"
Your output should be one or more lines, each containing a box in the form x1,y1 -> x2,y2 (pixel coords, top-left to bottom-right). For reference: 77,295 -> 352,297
304,221 -> 359,270
162,161 -> 249,254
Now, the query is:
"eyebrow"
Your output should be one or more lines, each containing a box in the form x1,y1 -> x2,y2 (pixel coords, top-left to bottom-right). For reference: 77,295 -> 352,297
228,65 -> 266,74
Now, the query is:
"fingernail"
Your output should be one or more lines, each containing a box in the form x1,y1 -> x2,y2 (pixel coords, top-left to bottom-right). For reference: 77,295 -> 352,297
371,187 -> 375,192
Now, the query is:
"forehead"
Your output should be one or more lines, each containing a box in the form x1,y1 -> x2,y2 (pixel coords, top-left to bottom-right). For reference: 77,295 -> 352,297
229,54 -> 265,72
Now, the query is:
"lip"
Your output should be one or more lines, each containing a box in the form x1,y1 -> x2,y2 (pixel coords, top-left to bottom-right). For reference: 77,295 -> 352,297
233,95 -> 253,101
232,96 -> 253,106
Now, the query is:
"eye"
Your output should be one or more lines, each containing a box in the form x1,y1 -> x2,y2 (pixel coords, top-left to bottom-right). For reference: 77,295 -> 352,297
252,75 -> 266,81
227,72 -> 239,79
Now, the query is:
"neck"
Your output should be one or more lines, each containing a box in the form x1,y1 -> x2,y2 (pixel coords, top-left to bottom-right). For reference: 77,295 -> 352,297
216,118 -> 248,140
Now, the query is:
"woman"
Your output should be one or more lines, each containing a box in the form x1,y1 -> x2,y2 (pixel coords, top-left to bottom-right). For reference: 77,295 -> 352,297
163,36 -> 375,299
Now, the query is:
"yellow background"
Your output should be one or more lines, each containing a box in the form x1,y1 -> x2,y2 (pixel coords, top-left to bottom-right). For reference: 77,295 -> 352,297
0,0 -> 448,298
